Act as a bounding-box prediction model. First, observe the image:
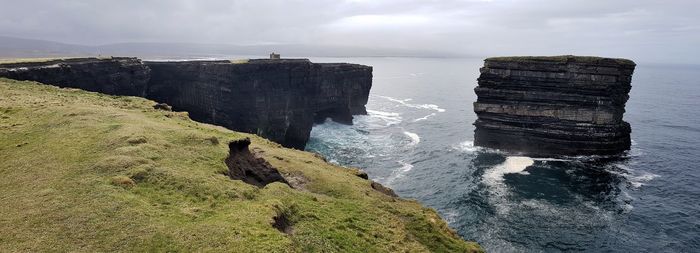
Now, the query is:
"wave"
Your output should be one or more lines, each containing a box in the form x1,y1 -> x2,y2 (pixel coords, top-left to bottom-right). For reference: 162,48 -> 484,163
385,161 -> 414,186
403,131 -> 421,145
375,95 -> 446,112
456,141 -> 481,153
366,109 -> 402,126
629,172 -> 659,188
532,157 -> 571,162
483,156 -> 535,185
612,164 -> 659,188
413,113 -> 436,122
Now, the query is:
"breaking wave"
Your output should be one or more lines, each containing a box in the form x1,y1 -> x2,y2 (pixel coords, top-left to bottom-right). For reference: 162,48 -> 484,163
403,131 -> 420,146
366,109 -> 402,126
483,156 -> 535,185
385,161 -> 414,186
413,113 -> 436,122
376,95 -> 446,112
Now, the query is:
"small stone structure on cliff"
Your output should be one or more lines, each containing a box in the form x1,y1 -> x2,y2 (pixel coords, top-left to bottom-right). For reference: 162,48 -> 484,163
473,55 -> 635,156
0,57 -> 372,149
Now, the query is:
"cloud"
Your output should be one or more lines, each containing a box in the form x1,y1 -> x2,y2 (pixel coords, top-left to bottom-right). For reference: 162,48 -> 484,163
0,0 -> 698,63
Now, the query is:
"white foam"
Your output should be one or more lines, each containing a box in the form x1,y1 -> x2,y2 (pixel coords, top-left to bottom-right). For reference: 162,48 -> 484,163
367,109 -> 402,126
385,161 -> 414,186
610,163 -> 659,189
367,109 -> 399,117
376,95 -> 446,112
532,157 -> 571,162
629,171 -> 660,188
403,131 -> 421,145
413,113 -> 436,122
442,209 -> 459,225
456,141 -> 479,152
483,156 -> 535,184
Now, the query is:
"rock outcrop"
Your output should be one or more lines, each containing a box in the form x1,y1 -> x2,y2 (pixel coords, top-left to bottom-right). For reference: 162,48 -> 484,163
0,57 -> 372,149
473,55 -> 635,156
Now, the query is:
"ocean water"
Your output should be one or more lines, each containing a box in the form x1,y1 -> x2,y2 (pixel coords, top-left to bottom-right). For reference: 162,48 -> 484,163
306,57 -> 700,252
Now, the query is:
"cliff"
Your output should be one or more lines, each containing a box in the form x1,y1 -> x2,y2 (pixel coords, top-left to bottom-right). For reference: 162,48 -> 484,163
145,59 -> 372,149
0,57 -> 372,149
0,79 -> 481,252
473,55 -> 635,156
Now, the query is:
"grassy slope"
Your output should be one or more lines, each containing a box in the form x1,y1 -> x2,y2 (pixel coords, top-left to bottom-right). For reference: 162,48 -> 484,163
0,78 -> 481,252
0,57 -> 82,64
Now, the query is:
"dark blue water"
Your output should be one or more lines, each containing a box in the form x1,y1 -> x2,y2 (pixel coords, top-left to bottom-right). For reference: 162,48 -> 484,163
306,57 -> 700,252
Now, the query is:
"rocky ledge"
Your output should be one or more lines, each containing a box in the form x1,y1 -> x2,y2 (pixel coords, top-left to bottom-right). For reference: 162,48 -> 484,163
0,57 -> 372,149
473,55 -> 635,156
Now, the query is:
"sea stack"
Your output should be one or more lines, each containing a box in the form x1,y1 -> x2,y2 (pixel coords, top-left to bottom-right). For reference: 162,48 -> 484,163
473,55 -> 635,156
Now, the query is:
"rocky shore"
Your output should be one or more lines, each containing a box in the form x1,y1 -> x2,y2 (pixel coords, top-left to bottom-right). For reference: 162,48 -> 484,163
473,55 -> 635,156
0,57 -> 372,149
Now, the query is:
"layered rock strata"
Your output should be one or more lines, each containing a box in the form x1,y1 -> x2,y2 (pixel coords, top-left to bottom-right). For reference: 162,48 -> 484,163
473,55 -> 635,156
0,57 -> 372,149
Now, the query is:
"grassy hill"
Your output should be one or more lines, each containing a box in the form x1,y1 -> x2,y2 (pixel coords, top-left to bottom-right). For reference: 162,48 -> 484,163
0,78 -> 481,252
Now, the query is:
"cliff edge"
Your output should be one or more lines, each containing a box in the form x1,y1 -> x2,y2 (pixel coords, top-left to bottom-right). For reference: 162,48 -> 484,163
473,55 -> 635,156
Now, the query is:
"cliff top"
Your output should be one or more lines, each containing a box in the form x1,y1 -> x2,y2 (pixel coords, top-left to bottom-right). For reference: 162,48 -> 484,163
0,78 -> 480,252
2,57 -> 372,70
0,57 -> 138,68
485,55 -> 636,66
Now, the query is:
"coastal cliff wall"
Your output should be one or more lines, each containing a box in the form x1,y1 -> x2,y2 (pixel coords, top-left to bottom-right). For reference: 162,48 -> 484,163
473,55 -> 635,156
145,59 -> 372,149
0,57 -> 372,149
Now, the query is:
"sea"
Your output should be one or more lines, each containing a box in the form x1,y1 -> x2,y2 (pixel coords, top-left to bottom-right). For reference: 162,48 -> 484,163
302,57 -> 700,252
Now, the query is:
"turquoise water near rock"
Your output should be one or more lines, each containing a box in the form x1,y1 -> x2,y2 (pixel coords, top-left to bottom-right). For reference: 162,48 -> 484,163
306,57 -> 700,252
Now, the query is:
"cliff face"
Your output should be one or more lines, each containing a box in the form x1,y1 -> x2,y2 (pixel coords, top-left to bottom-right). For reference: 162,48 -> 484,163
145,59 -> 372,149
0,58 -> 372,149
0,57 -> 150,96
473,56 -> 635,156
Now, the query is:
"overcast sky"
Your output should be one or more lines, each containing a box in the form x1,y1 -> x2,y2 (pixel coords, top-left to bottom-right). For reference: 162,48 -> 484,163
1,0 -> 698,63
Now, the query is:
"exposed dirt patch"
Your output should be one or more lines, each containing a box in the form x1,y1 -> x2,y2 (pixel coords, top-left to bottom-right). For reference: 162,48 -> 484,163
224,138 -> 289,188
271,203 -> 297,235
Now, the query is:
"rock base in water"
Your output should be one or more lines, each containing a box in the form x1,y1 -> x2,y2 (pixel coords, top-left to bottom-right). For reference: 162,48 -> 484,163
473,55 -> 635,156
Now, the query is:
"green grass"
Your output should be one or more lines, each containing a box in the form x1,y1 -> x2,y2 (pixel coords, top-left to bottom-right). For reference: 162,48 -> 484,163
0,78 -> 482,252
486,55 -> 635,65
230,59 -> 251,64
0,57 -> 76,64
0,56 -> 119,65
